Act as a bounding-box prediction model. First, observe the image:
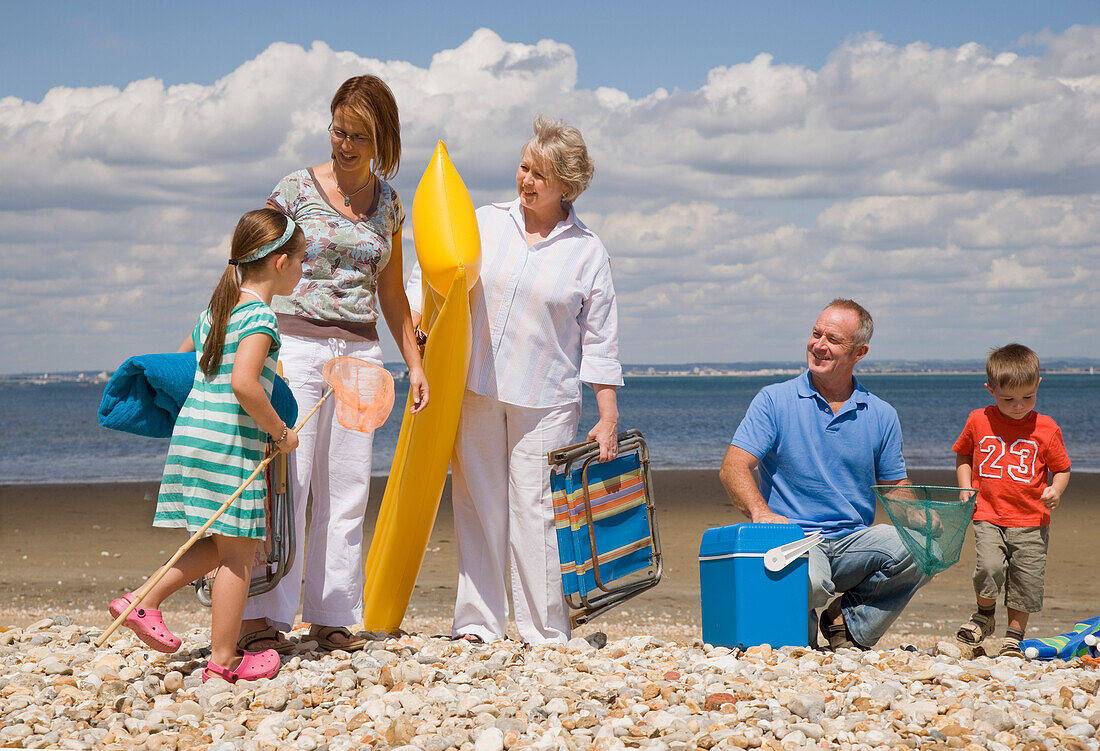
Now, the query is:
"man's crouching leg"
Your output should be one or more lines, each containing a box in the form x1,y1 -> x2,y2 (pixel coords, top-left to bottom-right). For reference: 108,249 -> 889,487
807,545 -> 836,649
827,525 -> 930,648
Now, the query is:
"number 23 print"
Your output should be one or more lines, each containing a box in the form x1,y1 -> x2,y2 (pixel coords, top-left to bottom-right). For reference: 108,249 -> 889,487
977,436 -> 1038,482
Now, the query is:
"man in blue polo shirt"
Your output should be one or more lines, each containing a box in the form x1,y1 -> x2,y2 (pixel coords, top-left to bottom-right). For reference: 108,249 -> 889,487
720,298 -> 928,649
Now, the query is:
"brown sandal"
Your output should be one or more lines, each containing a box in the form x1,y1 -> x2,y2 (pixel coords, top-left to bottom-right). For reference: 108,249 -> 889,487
237,625 -> 297,655
819,600 -> 860,650
310,626 -> 368,653
955,612 -> 995,647
998,637 -> 1024,658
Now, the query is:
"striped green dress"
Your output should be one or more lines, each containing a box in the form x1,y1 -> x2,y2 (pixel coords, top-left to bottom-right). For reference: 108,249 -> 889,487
153,300 -> 280,539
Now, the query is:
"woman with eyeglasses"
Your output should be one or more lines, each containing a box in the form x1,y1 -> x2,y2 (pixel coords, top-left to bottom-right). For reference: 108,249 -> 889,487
238,75 -> 428,654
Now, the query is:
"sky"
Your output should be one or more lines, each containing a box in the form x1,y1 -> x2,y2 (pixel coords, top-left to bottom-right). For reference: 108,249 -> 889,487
2,1 -> 1099,373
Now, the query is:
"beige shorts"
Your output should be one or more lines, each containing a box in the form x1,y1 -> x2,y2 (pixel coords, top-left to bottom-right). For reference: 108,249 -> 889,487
972,520 -> 1048,613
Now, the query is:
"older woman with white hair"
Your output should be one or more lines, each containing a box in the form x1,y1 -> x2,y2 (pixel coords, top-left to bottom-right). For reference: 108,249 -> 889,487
409,116 -> 623,645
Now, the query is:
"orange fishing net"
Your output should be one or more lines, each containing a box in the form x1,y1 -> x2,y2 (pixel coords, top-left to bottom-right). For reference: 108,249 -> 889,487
322,357 -> 396,433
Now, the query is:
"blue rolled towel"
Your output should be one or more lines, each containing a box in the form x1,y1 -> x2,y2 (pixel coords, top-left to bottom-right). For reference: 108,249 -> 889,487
98,352 -> 298,438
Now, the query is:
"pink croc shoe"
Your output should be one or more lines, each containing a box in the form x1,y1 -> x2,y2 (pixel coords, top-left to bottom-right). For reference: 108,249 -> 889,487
203,649 -> 281,683
108,592 -> 181,653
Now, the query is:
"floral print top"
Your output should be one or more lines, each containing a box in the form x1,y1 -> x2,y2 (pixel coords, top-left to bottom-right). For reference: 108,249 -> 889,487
268,169 -> 404,323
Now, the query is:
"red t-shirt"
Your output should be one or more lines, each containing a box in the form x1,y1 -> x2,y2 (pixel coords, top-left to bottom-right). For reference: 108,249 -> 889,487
953,406 -> 1071,527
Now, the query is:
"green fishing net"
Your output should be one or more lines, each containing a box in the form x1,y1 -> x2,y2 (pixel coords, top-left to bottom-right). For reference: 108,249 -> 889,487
872,485 -> 978,576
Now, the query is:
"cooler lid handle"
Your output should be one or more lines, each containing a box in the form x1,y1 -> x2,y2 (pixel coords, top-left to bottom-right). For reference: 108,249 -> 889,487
763,532 -> 822,572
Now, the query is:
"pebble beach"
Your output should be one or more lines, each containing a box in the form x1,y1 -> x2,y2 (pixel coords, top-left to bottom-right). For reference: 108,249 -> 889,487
2,469 -> 1099,749
2,618 -> 1099,750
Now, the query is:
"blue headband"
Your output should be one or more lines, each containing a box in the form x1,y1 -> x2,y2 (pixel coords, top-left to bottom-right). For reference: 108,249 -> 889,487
231,218 -> 297,265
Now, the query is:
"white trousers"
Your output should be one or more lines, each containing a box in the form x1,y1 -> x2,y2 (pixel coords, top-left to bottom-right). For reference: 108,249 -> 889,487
243,334 -> 382,631
451,391 -> 580,645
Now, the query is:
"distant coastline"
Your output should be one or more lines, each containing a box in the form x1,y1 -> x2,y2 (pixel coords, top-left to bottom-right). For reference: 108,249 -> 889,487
623,367 -> 1098,377
3,362 -> 1098,384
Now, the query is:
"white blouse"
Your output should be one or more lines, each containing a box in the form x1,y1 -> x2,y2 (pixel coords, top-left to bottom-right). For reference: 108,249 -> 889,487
407,198 -> 623,408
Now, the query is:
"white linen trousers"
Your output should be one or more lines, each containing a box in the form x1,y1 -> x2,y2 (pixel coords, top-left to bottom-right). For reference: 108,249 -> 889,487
451,391 -> 581,645
243,333 -> 382,631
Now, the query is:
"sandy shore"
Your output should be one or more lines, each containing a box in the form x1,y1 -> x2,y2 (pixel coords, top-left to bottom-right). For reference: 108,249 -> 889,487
1,469 -> 1097,648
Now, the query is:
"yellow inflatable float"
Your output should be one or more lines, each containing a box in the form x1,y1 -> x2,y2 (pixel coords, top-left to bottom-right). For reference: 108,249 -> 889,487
361,141 -> 480,630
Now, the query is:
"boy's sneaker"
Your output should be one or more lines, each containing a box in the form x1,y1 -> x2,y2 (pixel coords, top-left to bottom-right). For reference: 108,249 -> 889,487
998,636 -> 1024,658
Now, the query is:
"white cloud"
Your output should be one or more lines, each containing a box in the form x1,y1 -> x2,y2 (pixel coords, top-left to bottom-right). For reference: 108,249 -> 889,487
817,193 -> 1100,248
1031,25 -> 1100,78
2,27 -> 1099,372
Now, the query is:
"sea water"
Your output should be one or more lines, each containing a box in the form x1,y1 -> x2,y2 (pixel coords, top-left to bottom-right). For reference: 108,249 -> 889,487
1,374 -> 1097,484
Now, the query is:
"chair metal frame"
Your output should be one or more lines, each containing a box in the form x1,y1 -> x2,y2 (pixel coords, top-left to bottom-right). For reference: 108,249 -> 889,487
194,443 -> 296,606
548,429 -> 663,627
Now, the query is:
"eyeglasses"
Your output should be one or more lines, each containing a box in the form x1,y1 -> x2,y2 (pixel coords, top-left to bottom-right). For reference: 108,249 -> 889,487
328,124 -> 371,146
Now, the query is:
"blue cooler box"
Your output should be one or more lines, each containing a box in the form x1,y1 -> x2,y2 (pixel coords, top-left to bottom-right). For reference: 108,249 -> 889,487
699,523 -> 810,649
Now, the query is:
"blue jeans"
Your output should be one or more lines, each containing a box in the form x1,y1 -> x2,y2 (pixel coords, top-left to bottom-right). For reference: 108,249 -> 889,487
808,525 -> 930,647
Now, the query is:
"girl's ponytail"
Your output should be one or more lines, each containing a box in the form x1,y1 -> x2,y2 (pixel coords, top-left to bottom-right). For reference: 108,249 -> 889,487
199,209 -> 298,378
199,265 -> 242,377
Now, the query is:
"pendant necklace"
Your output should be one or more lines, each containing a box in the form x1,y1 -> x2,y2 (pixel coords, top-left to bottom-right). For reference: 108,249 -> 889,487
332,161 -> 374,207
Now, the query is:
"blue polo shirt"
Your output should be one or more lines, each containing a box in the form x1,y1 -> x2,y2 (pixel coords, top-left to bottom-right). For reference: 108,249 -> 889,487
730,371 -> 906,538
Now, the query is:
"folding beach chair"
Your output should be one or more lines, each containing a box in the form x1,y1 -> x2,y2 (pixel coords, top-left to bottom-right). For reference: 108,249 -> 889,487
194,441 -> 296,605
548,429 -> 663,627
193,361 -> 302,607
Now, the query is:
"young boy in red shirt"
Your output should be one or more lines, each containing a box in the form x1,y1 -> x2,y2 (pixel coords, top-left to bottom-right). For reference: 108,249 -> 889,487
953,344 -> 1071,657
